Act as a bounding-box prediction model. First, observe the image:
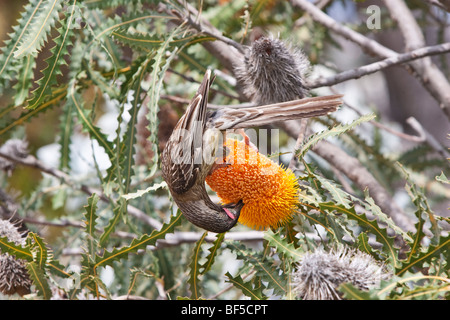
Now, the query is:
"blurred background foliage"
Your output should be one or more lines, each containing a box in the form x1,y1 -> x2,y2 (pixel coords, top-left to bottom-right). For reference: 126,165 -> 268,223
0,0 -> 448,300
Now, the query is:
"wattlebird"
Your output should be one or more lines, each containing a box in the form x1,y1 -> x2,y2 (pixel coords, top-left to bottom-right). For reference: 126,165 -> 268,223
161,69 -> 342,233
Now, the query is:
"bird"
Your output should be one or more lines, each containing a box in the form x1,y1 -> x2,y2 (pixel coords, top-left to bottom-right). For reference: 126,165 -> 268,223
161,69 -> 342,233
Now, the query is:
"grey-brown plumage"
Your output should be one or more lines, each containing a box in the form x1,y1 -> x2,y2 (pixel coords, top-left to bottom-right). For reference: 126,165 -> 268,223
161,70 -> 342,233
235,35 -> 310,105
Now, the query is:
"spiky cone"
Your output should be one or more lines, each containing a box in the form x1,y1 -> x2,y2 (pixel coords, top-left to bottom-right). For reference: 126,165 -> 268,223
0,219 -> 31,296
161,70 -> 342,233
206,139 -> 299,230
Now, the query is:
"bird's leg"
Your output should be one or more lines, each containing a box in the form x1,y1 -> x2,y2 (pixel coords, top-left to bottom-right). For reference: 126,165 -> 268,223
207,132 -> 231,175
237,128 -> 258,152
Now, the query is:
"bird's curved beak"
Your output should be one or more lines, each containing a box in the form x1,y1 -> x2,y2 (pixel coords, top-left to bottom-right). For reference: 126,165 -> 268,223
223,200 -> 244,220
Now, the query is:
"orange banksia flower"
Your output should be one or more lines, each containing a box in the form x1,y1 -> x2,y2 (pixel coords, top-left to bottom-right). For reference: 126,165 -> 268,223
205,139 -> 299,230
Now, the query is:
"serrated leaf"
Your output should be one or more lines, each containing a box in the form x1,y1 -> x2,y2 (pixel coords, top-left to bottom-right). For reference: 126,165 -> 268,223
27,262 -> 52,299
0,0 -> 41,85
0,89 -> 65,137
27,232 -> 51,270
200,233 -> 225,275
264,229 -> 302,261
145,26 -> 184,176
119,54 -> 154,195
99,198 -> 125,246
315,175 -> 352,209
395,233 -> 450,276
298,113 -> 375,158
339,282 -> 378,300
12,54 -> 36,105
83,193 -> 100,254
225,272 -> 267,300
14,0 -> 64,58
112,28 -> 215,51
58,95 -> 74,170
356,232 -> 384,261
435,172 -> 449,184
68,89 -> 115,158
121,181 -> 167,200
320,202 -> 400,268
0,236 -> 33,261
228,241 -> 287,296
27,2 -> 76,109
188,232 -> 208,299
92,211 -> 183,273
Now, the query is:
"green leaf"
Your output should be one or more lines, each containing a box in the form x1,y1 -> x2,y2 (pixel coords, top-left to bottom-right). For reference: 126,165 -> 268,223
145,26 -> 183,176
27,2 -> 77,109
112,28 -> 215,51
298,113 -> 376,159
27,232 -> 51,270
12,54 -> 36,105
0,0 -> 41,86
83,193 -> 100,254
68,89 -> 115,159
27,262 -> 52,300
435,172 -> 449,184
14,0 -> 64,58
121,181 -> 167,200
58,95 -> 75,170
339,282 -> 378,300
200,233 -> 225,275
228,241 -> 287,297
395,233 -> 450,276
99,198 -> 125,246
188,232 -> 208,299
92,211 -> 183,273
320,202 -> 400,268
0,236 -> 33,261
315,175 -> 352,209
225,272 -> 267,300
119,53 -> 155,195
264,229 -> 302,261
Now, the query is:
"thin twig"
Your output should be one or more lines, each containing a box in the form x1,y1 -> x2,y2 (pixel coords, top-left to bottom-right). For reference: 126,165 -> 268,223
0,151 -> 163,230
308,42 -> 450,88
291,0 -> 450,120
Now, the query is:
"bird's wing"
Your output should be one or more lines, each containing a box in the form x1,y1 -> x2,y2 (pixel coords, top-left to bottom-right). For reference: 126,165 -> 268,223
163,70 -> 212,194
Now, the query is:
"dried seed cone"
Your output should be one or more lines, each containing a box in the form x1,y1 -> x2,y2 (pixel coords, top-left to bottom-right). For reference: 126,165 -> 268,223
0,219 -> 31,296
235,35 -> 310,105
205,139 -> 299,230
292,247 -> 390,300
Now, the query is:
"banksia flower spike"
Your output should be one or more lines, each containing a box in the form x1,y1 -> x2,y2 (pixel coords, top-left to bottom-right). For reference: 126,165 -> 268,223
291,247 -> 390,300
206,138 -> 299,230
0,219 -> 32,296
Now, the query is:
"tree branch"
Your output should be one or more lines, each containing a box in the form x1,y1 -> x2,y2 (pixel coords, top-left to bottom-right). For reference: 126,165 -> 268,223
308,42 -> 450,88
291,0 -> 450,120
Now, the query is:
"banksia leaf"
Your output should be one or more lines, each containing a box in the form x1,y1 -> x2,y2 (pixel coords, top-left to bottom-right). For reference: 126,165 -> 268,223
83,193 -> 100,255
200,233 -> 225,275
14,0 -> 64,58
298,113 -> 376,159
188,232 -> 208,299
0,0 -> 41,86
395,233 -> 450,276
264,229 -> 302,261
320,202 -> 400,268
27,232 -> 52,270
93,211 -> 183,272
0,236 -> 33,262
225,272 -> 267,300
26,262 -> 52,299
228,241 -> 287,297
27,2 -> 77,109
